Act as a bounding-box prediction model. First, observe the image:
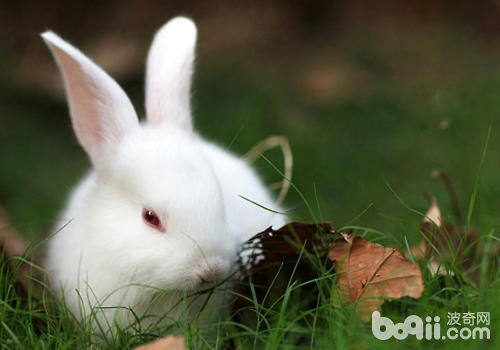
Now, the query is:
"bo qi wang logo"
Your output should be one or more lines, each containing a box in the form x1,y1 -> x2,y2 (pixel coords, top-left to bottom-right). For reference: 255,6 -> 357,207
372,311 -> 491,340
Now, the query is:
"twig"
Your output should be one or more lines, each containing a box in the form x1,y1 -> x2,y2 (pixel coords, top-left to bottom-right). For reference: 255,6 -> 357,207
430,169 -> 462,225
245,135 -> 293,207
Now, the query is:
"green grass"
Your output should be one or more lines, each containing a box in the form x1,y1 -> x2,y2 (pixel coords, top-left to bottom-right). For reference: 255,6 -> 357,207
0,169 -> 498,349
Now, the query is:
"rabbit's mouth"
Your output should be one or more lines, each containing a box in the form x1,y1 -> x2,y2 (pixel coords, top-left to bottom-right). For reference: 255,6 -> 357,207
174,275 -> 220,292
198,267 -> 225,284
197,276 -> 229,290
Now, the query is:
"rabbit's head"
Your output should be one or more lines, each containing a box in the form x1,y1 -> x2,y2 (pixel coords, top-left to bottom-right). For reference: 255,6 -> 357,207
42,18 -> 236,292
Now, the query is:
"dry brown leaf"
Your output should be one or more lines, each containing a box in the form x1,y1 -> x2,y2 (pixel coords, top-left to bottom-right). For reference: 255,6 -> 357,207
329,236 -> 424,321
408,239 -> 427,260
234,222 -> 340,321
239,221 -> 340,291
0,206 -> 45,299
410,196 -> 478,277
413,197 -> 450,276
242,222 -> 339,265
133,336 -> 186,350
0,208 -> 28,257
422,196 -> 441,227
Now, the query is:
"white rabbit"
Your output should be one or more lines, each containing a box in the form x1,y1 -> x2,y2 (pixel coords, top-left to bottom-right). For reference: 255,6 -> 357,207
42,17 -> 285,332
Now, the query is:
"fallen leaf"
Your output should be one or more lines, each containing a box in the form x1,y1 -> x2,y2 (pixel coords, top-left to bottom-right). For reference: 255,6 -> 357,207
408,239 -> 427,260
0,206 -> 45,299
234,222 -> 340,322
410,196 -> 478,277
330,236 -> 424,321
241,222 -> 339,267
0,208 -> 29,257
240,222 -> 425,322
133,336 -> 186,350
422,196 -> 442,227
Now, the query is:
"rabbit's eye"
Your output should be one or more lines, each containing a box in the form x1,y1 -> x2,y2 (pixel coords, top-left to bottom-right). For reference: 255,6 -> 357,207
142,208 -> 165,232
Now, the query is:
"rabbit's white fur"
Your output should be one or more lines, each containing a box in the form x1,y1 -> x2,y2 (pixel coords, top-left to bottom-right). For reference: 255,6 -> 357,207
42,17 -> 285,331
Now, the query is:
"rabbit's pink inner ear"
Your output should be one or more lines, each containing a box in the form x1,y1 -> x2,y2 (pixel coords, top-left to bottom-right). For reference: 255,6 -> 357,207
41,32 -> 139,164
55,52 -> 106,157
145,17 -> 197,132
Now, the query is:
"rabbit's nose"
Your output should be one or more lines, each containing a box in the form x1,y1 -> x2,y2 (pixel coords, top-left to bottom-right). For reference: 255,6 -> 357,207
199,264 -> 225,282
199,267 -> 224,283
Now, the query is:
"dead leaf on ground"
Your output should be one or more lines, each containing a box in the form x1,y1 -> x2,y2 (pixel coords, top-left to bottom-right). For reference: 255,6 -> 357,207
234,222 -> 341,321
241,221 -> 340,267
408,196 -> 479,277
0,206 -> 45,299
330,235 -> 425,321
239,222 -> 425,323
133,336 -> 186,350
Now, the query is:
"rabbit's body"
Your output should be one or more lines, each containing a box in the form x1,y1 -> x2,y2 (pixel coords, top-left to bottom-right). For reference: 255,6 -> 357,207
201,140 -> 285,239
42,18 -> 285,333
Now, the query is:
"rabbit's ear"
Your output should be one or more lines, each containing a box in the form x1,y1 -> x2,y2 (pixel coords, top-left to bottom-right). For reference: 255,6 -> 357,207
41,32 -> 139,165
145,17 -> 197,131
